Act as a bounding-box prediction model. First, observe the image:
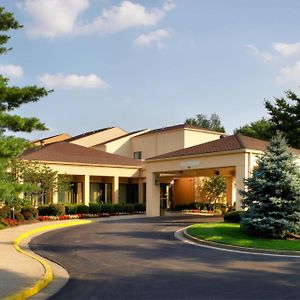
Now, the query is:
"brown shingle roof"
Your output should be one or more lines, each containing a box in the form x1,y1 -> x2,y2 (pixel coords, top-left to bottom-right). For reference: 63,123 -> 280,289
147,134 -> 282,160
21,142 -> 142,167
137,123 -> 224,137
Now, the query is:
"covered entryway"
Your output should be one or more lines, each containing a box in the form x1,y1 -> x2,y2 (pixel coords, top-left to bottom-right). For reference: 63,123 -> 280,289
145,135 -> 267,216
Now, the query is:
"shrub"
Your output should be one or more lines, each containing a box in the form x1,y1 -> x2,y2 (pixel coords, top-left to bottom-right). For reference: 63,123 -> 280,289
38,204 -> 65,216
14,212 -> 25,222
50,204 -> 65,216
0,205 -> 11,219
101,203 -> 114,213
65,204 -> 78,215
77,204 -> 89,214
38,205 -> 51,216
223,211 -> 244,223
113,203 -> 125,213
21,206 -> 38,219
89,203 -> 101,214
123,203 -> 134,213
134,203 -> 146,212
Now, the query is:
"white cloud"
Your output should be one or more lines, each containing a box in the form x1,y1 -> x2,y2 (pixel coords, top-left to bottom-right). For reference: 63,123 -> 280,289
22,0 -> 90,38
275,61 -> 300,85
273,42 -> 300,56
245,44 -> 273,62
133,29 -> 170,46
76,1 -> 175,35
0,64 -> 24,78
21,0 -> 175,38
38,73 -> 107,89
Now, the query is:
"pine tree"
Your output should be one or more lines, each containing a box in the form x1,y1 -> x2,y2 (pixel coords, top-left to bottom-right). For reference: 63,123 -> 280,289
240,132 -> 300,239
265,90 -> 300,149
0,7 -> 49,207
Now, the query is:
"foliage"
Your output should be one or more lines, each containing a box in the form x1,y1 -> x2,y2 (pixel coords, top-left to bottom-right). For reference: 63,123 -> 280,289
38,204 -> 65,216
235,90 -> 300,148
223,211 -> 244,223
265,90 -> 300,149
89,203 -> 101,214
77,204 -> 89,214
101,203 -> 115,213
197,176 -> 227,204
21,206 -> 38,219
0,6 -> 49,209
12,160 -> 71,206
64,204 -> 78,215
13,211 -> 25,222
240,133 -> 300,239
0,204 -> 11,218
185,112 -> 225,132
134,203 -> 146,212
234,118 -> 273,141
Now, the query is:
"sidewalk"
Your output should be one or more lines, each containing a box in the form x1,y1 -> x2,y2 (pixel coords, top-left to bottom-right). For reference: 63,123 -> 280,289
0,219 -> 86,300
0,215 -> 147,300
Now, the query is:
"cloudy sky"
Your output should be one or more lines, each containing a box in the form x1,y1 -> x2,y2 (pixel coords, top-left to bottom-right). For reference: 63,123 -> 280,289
2,0 -> 300,140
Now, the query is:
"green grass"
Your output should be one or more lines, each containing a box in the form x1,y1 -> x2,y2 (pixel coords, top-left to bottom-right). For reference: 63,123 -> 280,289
0,224 -> 6,230
187,223 -> 300,251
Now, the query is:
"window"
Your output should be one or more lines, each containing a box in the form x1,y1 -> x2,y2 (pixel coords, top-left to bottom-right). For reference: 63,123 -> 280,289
134,151 -> 142,160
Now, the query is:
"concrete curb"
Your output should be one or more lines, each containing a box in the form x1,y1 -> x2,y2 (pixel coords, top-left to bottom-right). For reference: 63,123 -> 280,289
176,226 -> 300,258
2,220 -> 92,300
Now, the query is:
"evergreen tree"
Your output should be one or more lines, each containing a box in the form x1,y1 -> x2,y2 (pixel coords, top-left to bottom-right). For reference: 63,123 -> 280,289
240,133 -> 300,239
265,90 -> 300,149
0,7 -> 49,207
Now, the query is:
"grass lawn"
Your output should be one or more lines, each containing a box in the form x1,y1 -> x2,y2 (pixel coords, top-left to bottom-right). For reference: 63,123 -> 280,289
187,223 -> 300,251
0,224 -> 6,230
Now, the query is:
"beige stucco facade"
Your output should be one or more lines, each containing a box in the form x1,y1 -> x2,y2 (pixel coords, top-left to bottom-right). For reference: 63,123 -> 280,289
145,149 -> 262,216
70,127 -> 126,147
35,160 -> 142,205
131,127 -> 223,159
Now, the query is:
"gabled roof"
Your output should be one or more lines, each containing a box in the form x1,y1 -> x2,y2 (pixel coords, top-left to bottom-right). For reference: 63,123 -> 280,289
137,123 -> 224,137
22,142 -> 142,167
93,129 -> 148,147
147,134 -> 274,160
32,133 -> 71,145
66,127 -> 114,142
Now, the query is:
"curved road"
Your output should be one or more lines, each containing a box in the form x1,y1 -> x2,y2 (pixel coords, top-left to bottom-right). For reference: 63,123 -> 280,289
31,215 -> 300,300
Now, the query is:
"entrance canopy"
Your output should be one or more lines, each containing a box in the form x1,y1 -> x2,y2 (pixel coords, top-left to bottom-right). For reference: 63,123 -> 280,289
145,134 -> 270,216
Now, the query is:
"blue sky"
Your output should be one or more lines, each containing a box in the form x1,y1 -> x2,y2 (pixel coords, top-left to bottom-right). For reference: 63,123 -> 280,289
2,0 -> 300,140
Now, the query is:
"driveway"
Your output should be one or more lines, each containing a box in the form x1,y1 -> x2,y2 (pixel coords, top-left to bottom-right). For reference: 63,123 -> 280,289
30,215 -> 300,300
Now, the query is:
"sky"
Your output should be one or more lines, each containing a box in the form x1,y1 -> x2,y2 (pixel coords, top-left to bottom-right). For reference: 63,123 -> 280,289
2,0 -> 300,140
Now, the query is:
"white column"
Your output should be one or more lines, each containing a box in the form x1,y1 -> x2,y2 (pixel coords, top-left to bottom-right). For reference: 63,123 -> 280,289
84,175 -> 90,206
225,176 -> 233,207
235,163 -> 248,211
138,178 -> 144,203
112,176 -> 119,204
52,176 -> 58,204
146,172 -> 160,216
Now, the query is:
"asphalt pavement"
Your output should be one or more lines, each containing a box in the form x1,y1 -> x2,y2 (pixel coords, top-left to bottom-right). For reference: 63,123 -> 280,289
30,214 -> 300,300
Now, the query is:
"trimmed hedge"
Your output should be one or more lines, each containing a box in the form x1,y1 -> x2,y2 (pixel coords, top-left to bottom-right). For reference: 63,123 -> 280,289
37,202 -> 146,216
77,204 -> 89,214
223,211 -> 244,223
38,204 -> 65,216
101,203 -> 115,213
89,203 -> 101,214
65,204 -> 78,215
